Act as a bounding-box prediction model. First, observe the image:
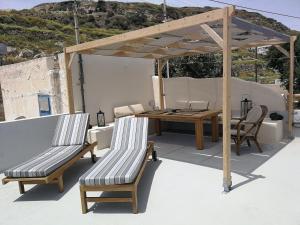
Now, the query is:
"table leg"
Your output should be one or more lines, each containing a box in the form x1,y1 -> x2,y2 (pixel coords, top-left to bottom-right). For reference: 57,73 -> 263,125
211,115 -> 219,142
154,119 -> 161,136
195,119 -> 204,150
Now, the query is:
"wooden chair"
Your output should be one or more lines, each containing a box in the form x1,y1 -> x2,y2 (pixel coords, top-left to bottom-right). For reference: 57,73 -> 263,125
231,105 -> 268,155
2,113 -> 97,194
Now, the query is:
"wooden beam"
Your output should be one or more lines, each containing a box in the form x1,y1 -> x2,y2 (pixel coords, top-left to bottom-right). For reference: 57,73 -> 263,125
68,53 -> 76,69
63,48 -> 75,114
288,36 -> 297,136
201,24 -> 224,49
222,7 -> 233,192
66,7 -> 234,54
274,45 -> 290,58
157,59 -> 166,110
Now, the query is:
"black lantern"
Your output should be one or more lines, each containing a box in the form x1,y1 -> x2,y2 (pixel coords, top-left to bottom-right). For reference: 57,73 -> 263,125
241,97 -> 252,117
97,109 -> 105,127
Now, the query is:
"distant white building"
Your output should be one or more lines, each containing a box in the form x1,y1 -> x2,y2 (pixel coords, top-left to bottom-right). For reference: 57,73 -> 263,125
257,46 -> 270,55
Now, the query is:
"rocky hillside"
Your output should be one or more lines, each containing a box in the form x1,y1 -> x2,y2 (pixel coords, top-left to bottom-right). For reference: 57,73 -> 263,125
0,0 -> 295,64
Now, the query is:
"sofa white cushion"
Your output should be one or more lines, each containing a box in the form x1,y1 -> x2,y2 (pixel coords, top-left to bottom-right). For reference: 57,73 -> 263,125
129,104 -> 145,114
114,106 -> 134,118
175,100 -> 189,109
190,100 -> 209,110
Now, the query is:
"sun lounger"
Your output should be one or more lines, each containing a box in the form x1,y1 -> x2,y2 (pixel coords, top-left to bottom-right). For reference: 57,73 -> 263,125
79,116 -> 156,214
2,113 -> 97,194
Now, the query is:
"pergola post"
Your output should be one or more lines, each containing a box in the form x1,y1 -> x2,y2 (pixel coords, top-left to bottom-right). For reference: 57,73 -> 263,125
157,59 -> 165,110
64,48 -> 75,114
288,36 -> 297,137
222,7 -> 233,192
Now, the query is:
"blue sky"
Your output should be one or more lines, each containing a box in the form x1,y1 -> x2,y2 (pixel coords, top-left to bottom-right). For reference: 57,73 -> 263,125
0,0 -> 299,31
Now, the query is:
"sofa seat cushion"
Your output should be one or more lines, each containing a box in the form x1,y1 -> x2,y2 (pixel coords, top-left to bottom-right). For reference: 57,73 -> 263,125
5,145 -> 83,178
114,106 -> 134,118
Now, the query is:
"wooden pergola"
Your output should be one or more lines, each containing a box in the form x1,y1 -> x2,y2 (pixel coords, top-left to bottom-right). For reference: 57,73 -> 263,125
64,6 -> 296,191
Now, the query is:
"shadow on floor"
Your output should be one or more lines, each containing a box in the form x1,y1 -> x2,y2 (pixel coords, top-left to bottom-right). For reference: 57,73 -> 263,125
14,157 -> 95,202
90,160 -> 161,214
149,132 -> 291,190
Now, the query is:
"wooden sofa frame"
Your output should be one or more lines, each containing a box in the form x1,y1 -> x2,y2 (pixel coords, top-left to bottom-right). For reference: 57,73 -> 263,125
80,141 -> 156,214
2,142 -> 97,194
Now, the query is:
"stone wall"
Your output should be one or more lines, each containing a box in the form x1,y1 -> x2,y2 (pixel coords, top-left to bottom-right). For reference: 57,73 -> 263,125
0,57 -> 65,120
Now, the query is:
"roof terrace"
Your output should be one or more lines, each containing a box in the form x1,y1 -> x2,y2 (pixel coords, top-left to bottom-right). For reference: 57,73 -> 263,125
1,129 -> 299,225
0,6 -> 299,225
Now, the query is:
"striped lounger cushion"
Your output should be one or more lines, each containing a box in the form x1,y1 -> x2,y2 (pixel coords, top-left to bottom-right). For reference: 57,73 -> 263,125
4,113 -> 89,178
52,113 -> 89,146
79,116 -> 148,186
4,145 -> 83,177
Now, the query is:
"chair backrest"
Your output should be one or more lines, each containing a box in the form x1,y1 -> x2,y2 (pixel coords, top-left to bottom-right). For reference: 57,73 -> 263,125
245,105 -> 263,123
52,113 -> 89,146
110,116 -> 148,152
254,105 -> 268,137
245,105 -> 268,136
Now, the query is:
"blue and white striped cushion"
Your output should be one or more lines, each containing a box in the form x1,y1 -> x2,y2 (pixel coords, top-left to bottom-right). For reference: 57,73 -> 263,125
4,145 -> 83,178
79,117 -> 148,185
52,113 -> 89,146
5,113 -> 90,178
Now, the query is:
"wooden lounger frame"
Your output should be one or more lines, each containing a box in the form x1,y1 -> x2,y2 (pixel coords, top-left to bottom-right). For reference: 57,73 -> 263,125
2,142 -> 97,194
80,141 -> 155,214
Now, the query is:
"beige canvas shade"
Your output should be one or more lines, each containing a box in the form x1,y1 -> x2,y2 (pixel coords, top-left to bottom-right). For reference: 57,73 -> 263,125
66,9 -> 290,59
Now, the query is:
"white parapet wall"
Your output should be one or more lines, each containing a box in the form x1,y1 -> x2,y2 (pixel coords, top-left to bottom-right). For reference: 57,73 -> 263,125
152,76 -> 286,143
153,76 -> 286,114
0,115 -> 60,172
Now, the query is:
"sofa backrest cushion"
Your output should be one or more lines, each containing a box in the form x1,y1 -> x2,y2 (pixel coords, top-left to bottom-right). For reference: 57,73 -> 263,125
190,100 -> 209,110
114,106 -> 134,118
129,104 -> 145,114
175,100 -> 190,109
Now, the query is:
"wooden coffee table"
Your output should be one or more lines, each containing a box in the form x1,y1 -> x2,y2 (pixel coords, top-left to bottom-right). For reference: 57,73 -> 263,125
136,110 -> 221,150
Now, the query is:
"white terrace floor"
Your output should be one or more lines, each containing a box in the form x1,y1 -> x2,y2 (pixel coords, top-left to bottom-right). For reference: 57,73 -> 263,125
1,130 -> 300,225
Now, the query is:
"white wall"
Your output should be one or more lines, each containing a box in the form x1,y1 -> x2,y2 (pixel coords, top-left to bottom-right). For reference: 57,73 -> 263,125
0,115 -> 59,172
69,55 -> 155,124
154,76 -> 286,114
0,57 -> 56,120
